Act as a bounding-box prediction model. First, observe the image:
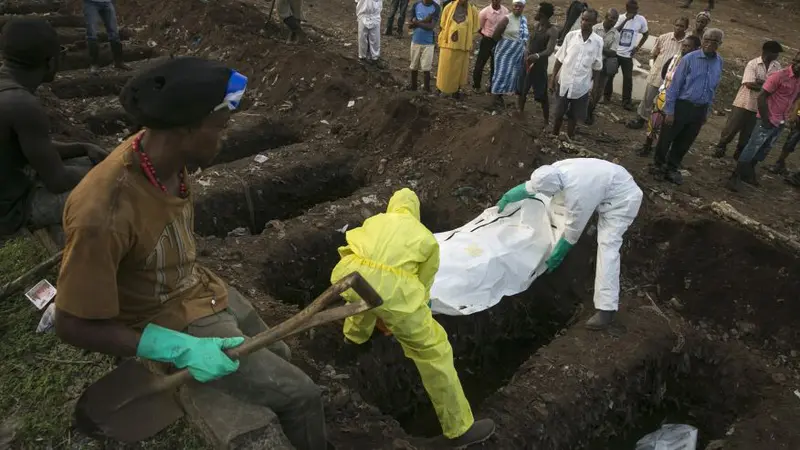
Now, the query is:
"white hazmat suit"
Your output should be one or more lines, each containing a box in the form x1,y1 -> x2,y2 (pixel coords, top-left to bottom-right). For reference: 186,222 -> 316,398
525,158 -> 643,311
356,0 -> 382,61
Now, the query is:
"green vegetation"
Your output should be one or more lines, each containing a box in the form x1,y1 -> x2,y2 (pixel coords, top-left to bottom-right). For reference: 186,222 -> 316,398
0,237 -> 207,449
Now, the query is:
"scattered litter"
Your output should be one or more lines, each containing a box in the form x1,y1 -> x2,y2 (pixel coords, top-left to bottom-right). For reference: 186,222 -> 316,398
336,224 -> 349,233
347,100 -> 356,108
361,194 -> 379,205
254,154 -> 268,163
667,297 -> 684,311
343,42 -> 352,47
518,162 -> 525,168
278,101 -> 293,111
320,119 -> 330,125
25,279 -> 56,310
679,169 -> 691,177
227,227 -> 249,237
197,178 -> 212,187
635,424 -> 697,450
377,158 -> 388,175
794,389 -> 800,401
146,39 -> 158,48
36,303 -> 56,333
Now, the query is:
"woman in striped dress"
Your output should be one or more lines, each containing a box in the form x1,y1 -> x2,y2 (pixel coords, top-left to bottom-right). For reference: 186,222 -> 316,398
490,0 -> 528,108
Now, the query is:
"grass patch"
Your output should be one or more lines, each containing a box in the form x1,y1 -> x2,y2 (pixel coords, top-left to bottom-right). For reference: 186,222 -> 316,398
0,236 -> 208,449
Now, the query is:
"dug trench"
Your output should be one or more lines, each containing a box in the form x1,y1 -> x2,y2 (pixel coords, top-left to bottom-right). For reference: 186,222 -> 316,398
196,155 -> 800,448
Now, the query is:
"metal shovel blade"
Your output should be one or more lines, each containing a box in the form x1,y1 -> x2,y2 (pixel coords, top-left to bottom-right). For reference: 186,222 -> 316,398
74,359 -> 184,443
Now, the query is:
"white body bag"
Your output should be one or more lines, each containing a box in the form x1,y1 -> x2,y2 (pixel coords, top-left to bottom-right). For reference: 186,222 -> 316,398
429,196 -> 567,316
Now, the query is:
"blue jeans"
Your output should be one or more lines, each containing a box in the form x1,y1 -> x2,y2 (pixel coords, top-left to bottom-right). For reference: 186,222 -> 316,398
737,120 -> 784,163
83,0 -> 120,41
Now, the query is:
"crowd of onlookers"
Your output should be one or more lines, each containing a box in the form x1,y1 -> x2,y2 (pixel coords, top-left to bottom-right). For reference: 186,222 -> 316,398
353,0 -> 800,191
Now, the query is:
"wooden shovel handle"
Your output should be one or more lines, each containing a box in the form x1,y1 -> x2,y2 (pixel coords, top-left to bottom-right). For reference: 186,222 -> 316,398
156,272 -> 382,391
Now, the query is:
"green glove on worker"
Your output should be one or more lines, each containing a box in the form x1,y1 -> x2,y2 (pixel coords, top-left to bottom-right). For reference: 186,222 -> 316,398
136,324 -> 245,382
497,183 -> 536,212
545,237 -> 573,273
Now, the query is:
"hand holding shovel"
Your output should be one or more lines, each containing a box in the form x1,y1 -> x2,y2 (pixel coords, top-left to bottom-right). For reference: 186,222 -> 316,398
74,272 -> 382,443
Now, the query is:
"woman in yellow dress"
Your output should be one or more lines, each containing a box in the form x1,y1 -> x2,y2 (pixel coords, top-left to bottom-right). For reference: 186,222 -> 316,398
436,0 -> 479,96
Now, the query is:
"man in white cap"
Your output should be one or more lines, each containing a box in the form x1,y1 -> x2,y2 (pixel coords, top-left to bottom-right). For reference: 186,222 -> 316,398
496,158 -> 643,330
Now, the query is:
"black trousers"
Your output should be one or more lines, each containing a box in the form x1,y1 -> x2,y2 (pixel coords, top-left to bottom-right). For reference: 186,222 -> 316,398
654,100 -> 708,171
472,35 -> 496,88
386,0 -> 409,33
604,55 -> 634,104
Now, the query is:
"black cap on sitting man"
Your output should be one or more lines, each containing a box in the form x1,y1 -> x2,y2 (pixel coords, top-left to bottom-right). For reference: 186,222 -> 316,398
119,56 -> 247,170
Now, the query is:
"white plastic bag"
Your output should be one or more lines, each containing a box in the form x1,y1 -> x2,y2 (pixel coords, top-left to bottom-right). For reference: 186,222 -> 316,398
36,303 -> 56,333
635,424 -> 698,450
429,196 -> 565,316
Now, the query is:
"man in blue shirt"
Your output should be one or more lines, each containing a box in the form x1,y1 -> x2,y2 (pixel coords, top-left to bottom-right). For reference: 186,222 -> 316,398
407,0 -> 440,92
652,28 -> 724,185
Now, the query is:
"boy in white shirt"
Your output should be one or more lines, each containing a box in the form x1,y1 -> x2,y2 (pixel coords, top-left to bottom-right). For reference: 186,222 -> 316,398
603,0 -> 648,110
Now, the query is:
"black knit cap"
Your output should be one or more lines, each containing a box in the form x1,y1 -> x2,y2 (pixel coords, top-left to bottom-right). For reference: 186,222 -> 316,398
0,17 -> 60,68
119,57 -> 232,130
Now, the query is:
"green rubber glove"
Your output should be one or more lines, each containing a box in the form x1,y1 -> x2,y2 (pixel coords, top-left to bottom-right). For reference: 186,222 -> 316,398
546,237 -> 573,273
497,183 -> 535,212
136,324 -> 245,383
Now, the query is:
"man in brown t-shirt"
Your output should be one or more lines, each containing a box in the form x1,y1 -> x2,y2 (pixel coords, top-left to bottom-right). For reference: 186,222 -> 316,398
54,57 -> 326,450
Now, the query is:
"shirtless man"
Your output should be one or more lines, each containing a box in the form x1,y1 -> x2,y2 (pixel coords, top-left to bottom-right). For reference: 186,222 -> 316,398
0,18 -> 108,237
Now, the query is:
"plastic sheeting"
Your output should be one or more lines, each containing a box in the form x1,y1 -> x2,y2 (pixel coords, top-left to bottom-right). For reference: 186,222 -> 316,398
635,424 -> 698,450
429,196 -> 566,316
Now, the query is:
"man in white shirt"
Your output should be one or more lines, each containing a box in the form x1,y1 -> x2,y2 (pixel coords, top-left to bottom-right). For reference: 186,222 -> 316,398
603,0 -> 648,110
551,9 -> 604,139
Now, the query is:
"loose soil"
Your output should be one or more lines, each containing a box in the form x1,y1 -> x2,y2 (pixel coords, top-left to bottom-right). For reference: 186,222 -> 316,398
2,0 -> 800,448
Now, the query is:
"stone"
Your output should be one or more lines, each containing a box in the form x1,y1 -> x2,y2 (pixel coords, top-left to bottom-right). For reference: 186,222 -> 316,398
736,321 -> 756,335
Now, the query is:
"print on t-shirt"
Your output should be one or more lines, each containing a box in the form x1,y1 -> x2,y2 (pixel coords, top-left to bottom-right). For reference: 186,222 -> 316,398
619,29 -> 634,48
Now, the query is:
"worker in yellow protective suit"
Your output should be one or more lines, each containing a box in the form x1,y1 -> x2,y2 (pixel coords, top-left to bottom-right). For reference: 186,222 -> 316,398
331,188 -> 495,448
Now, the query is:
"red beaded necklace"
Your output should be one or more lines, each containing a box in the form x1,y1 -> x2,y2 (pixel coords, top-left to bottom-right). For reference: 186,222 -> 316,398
132,134 -> 188,198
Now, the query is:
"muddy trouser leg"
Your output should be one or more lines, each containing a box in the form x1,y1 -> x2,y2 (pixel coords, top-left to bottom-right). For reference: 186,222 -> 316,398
664,101 -> 706,171
357,24 -> 368,59
716,106 -> 745,148
636,84 -> 659,121
737,121 -> 782,164
734,109 -> 758,154
382,305 -> 474,439
618,56 -> 634,105
289,0 -> 304,21
783,128 -> 800,154
83,0 -> 100,63
472,36 -> 493,88
188,289 -> 325,450
604,61 -> 619,99
369,25 -> 381,60
385,0 -> 399,33
28,157 -> 92,230
97,1 -> 120,41
594,188 -> 642,311
396,0 -> 409,33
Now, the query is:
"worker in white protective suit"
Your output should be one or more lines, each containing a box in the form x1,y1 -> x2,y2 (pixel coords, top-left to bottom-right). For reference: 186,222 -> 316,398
356,0 -> 383,65
497,158 -> 643,330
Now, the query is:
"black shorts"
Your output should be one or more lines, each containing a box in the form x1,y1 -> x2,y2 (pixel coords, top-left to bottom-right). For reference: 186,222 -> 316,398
553,92 -> 590,123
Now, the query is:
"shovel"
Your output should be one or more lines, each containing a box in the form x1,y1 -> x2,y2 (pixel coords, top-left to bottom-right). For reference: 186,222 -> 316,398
74,272 -> 382,443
